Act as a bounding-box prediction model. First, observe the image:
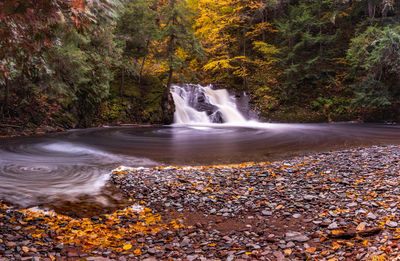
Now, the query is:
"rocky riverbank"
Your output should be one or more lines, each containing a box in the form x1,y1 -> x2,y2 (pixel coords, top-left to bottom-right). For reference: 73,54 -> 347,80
2,145 -> 400,260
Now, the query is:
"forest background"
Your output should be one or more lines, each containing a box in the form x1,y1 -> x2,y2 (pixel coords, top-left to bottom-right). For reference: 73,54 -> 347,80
1,0 -> 400,130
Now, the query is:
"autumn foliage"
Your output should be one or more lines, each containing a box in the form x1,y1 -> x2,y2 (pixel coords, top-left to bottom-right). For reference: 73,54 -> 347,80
1,0 -> 400,128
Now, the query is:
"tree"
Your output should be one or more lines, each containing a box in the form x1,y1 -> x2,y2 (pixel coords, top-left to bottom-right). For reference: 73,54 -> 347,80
275,0 -> 338,102
116,0 -> 158,94
347,25 -> 400,114
158,0 -> 202,89
0,0 -> 116,117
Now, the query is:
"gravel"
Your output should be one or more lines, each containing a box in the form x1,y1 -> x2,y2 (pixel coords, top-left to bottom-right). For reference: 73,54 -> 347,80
2,145 -> 400,260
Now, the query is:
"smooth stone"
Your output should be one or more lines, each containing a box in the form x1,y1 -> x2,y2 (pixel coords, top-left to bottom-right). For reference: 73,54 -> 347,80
328,222 -> 338,229
181,237 -> 190,247
285,232 -> 310,242
286,242 -> 295,248
148,248 -> 157,255
262,210 -> 272,216
303,195 -> 315,200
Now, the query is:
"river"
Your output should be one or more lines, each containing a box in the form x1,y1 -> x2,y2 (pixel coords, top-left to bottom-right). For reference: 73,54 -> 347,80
1,84 -> 400,208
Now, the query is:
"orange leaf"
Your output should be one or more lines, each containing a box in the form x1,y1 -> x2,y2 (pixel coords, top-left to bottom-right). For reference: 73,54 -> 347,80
332,242 -> 340,251
331,230 -> 344,236
305,247 -> 316,254
134,248 -> 142,256
284,249 -> 292,255
357,223 -> 365,231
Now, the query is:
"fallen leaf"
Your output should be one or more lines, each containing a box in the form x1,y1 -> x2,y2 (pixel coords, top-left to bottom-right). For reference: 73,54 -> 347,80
332,242 -> 340,251
305,247 -> 316,253
134,248 -> 142,256
370,255 -> 387,261
357,223 -> 365,231
275,204 -> 283,210
22,246 -> 29,253
123,244 -> 132,250
321,250 -> 329,256
331,230 -> 345,236
284,249 -> 292,255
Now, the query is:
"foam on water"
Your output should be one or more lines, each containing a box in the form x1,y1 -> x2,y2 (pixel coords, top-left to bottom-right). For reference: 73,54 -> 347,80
171,84 -> 249,125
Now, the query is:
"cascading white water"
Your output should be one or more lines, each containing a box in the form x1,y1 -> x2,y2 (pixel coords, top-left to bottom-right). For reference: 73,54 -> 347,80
171,85 -> 211,124
171,84 -> 250,124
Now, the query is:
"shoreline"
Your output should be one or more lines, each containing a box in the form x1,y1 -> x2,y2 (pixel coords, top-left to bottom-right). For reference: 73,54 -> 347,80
1,145 -> 400,260
0,123 -> 164,139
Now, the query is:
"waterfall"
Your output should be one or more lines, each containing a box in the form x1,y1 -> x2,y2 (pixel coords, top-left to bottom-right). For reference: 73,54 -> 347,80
171,84 -> 253,124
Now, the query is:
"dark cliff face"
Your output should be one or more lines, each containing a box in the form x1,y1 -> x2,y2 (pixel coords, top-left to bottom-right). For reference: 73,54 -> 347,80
161,91 -> 175,124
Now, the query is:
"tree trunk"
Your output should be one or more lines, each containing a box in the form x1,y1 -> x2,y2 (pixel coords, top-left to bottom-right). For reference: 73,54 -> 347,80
120,67 -> 124,97
368,0 -> 375,23
138,40 -> 150,85
166,0 -> 177,90
167,65 -> 174,90
2,79 -> 9,117
166,34 -> 175,90
262,9 -> 266,42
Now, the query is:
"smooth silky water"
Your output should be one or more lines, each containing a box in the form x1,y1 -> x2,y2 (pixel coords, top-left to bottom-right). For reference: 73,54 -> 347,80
2,84 -> 400,209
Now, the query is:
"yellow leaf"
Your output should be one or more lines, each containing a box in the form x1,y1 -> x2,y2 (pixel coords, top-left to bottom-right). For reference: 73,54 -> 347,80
22,246 -> 29,253
123,244 -> 132,250
370,255 -> 387,261
209,243 -> 217,247
305,247 -> 316,254
283,249 -> 292,255
362,240 -> 368,246
134,248 -> 142,256
275,204 -> 284,210
357,223 -> 365,231
245,252 -> 252,255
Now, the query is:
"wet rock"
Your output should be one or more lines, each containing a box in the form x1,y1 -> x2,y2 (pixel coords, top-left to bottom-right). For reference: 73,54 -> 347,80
285,232 -> 310,242
148,248 -> 157,255
262,210 -> 272,216
181,237 -> 190,247
328,222 -> 338,230
367,212 -> 377,219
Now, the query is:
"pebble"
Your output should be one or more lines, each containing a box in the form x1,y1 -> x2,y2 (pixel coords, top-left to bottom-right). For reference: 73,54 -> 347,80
285,232 -> 310,242
2,145 -> 400,260
328,222 -> 338,229
262,210 -> 272,216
